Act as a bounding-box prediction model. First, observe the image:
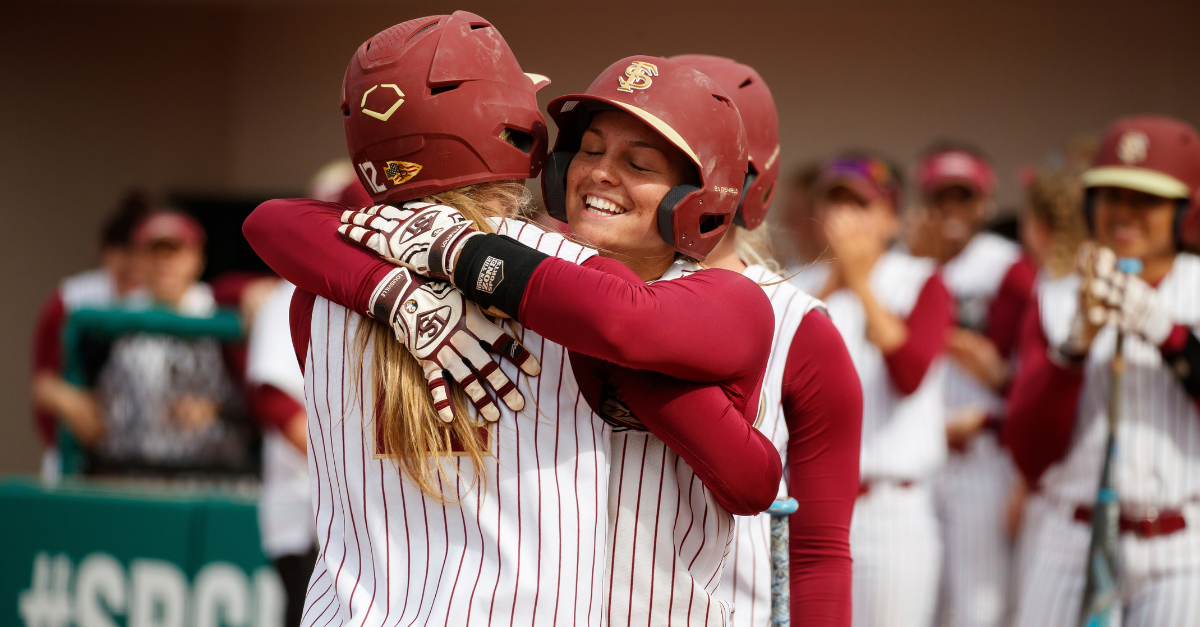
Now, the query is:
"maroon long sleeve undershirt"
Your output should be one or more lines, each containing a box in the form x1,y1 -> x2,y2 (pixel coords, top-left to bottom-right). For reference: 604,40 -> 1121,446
31,291 -> 66,446
250,198 -> 777,508
246,199 -> 775,385
782,311 -> 862,625
881,274 -> 954,395
245,199 -> 394,317
593,362 -> 781,515
985,256 -> 1038,359
1002,298 -> 1084,486
520,255 -> 774,384
1004,295 -> 1200,486
248,383 -> 306,432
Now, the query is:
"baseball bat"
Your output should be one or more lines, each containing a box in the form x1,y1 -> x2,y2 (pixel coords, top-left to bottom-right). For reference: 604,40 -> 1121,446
1078,256 -> 1141,627
768,497 -> 799,626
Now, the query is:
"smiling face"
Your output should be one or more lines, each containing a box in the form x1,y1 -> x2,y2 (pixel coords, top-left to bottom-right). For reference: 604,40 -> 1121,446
1092,186 -> 1177,261
564,110 -> 697,277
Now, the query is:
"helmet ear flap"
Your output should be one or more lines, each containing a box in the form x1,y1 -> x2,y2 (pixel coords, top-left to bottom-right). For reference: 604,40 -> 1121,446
657,184 -> 702,246
733,169 -> 758,228
543,150 -> 575,221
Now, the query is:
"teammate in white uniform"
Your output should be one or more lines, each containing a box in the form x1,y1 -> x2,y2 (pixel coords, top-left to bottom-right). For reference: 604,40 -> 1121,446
1006,116 -> 1200,626
671,55 -> 862,627
245,25 -> 778,627
909,145 -> 1036,627
31,193 -> 148,479
792,154 -> 953,627
1003,169 -> 1088,615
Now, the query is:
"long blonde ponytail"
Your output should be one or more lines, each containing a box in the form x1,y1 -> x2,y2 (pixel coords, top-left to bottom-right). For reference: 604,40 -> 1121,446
350,180 -> 532,500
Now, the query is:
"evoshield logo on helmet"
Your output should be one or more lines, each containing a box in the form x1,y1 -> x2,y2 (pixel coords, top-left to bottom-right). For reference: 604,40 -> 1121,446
617,62 -> 659,93
385,161 -> 422,186
360,84 -> 405,122
1117,131 -> 1150,165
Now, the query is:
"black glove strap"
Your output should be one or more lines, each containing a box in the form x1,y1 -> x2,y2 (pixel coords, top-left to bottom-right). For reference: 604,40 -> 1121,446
1164,330 -> 1200,399
454,234 -> 549,319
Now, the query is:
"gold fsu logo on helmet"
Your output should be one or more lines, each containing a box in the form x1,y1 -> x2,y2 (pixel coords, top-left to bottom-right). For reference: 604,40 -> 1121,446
617,61 -> 659,93
1117,131 -> 1150,165
384,160 -> 422,186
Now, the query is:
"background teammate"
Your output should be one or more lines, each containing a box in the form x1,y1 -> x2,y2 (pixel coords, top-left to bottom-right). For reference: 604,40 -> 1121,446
670,53 -> 862,627
792,154 -> 952,627
909,144 -> 1035,627
1006,115 -> 1200,626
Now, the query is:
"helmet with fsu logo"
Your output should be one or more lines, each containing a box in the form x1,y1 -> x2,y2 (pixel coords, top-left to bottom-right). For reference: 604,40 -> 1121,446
1082,115 -> 1200,244
542,55 -> 749,261
341,11 -> 551,205
670,54 -> 780,230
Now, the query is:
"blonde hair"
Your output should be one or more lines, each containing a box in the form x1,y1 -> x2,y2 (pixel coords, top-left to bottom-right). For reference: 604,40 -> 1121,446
1026,171 -> 1087,278
351,180 -> 532,500
732,225 -> 783,274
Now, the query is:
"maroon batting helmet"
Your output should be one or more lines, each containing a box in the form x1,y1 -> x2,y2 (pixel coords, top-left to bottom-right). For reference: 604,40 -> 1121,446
542,55 -> 749,260
670,54 -> 780,230
341,12 -> 551,205
1082,115 -> 1200,243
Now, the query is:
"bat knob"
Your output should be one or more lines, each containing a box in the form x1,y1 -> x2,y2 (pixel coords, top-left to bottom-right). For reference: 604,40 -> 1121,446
767,498 -> 799,516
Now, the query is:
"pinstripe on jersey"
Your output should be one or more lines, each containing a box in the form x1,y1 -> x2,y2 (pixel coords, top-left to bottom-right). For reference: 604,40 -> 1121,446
933,232 -> 1021,627
603,260 -> 760,627
791,252 -> 947,481
714,264 -> 824,627
299,218 -> 614,627
791,251 -> 947,627
1014,252 -> 1200,625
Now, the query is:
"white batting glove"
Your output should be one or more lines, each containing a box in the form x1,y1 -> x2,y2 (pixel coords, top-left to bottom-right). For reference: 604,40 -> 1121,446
1110,268 -> 1173,346
370,268 -> 540,422
1068,244 -> 1172,352
339,203 -> 482,284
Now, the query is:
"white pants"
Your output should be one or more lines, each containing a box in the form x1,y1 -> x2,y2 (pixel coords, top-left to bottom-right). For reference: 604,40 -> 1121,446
934,433 -> 1015,627
852,482 -> 942,627
1011,500 -> 1200,627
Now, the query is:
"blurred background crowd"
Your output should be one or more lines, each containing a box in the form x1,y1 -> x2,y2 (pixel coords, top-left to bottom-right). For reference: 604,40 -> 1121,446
3,1 -> 1200,626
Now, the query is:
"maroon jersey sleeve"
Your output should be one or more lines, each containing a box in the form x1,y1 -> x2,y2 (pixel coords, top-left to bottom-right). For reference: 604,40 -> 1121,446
521,257 -> 775,384
243,199 -> 394,318
881,273 -> 954,395
1001,297 -> 1084,486
985,256 -> 1037,358
289,288 -> 317,376
612,366 -> 779,515
31,291 -> 66,446
249,383 -> 306,431
783,310 -> 862,625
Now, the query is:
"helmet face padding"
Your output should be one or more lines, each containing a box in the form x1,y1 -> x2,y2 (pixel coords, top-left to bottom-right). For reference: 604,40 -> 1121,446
542,56 -> 749,261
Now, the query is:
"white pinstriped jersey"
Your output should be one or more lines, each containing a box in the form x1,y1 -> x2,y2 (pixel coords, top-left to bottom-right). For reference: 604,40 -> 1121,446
791,252 -> 947,481
1037,253 -> 1200,515
941,232 -> 1022,418
299,218 -> 614,627
715,265 -> 825,627
603,260 -> 753,627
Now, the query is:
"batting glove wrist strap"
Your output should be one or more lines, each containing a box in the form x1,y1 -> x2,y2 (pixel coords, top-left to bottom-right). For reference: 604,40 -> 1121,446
454,234 -> 550,320
1164,330 -> 1200,399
